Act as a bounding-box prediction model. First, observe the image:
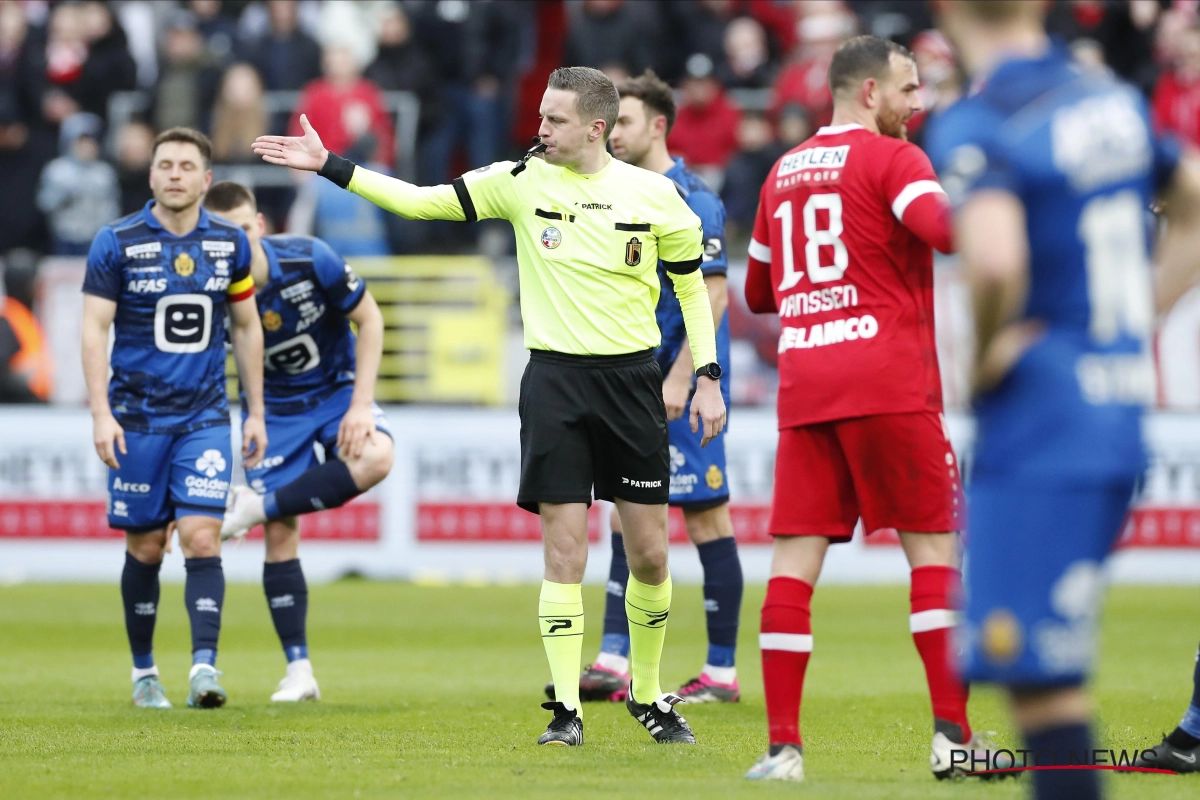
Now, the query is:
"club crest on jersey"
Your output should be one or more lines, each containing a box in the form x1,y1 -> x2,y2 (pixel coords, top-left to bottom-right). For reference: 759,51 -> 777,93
173,252 -> 196,277
540,227 -> 561,249
262,310 -> 283,331
625,236 -> 642,266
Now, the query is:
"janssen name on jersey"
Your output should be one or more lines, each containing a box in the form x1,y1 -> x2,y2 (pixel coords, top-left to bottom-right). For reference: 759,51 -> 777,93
83,202 -> 252,434
255,235 -> 366,416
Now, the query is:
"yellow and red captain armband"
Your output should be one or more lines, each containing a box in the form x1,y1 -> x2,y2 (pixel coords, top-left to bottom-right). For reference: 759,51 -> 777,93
227,274 -> 255,303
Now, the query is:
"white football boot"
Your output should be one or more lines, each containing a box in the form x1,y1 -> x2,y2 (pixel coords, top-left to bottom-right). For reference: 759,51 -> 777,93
271,659 -> 321,702
745,744 -> 805,781
221,485 -> 266,541
931,730 -> 1014,779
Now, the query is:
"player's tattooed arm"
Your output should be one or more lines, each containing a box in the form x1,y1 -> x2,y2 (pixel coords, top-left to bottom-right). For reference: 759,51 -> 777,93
1155,156 -> 1200,315
958,188 -> 1042,395
338,291 -> 385,459
228,295 -> 267,468
81,295 -> 125,469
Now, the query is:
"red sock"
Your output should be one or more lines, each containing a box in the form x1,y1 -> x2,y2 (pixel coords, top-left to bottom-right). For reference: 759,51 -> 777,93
760,576 -> 814,747
910,565 -> 971,742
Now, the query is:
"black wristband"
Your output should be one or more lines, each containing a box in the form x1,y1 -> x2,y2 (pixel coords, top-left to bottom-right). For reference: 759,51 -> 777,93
318,151 -> 356,189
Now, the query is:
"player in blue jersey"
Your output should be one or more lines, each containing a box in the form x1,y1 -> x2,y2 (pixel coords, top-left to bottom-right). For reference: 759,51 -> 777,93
927,2 -> 1200,796
545,70 -> 742,704
81,128 -> 267,710
205,182 -> 392,702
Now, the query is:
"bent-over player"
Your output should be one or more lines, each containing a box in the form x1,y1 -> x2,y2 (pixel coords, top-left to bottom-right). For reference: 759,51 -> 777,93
207,181 -> 393,702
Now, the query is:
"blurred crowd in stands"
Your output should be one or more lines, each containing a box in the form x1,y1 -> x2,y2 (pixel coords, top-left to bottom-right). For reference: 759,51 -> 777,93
3,0 -> 1200,402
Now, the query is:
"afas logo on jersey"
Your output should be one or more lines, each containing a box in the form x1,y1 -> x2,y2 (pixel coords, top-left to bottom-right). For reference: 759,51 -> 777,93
127,278 -> 167,293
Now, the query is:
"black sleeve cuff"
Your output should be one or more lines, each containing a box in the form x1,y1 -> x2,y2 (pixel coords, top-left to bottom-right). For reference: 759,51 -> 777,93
453,177 -> 478,223
319,152 -> 357,189
662,256 -> 702,275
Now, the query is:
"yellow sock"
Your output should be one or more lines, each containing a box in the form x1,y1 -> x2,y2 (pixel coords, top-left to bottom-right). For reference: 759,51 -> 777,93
539,580 -> 584,716
625,573 -> 672,705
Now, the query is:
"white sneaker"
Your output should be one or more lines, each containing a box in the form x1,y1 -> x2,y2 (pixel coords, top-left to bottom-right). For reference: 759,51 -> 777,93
270,660 -> 320,702
745,744 -> 804,781
931,730 -> 1013,779
221,485 -> 266,541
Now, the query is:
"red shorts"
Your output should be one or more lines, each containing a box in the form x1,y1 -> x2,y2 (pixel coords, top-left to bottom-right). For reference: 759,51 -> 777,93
770,410 -> 961,542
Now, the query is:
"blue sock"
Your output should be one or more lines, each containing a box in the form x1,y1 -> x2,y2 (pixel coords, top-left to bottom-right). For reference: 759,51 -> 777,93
270,459 -> 361,519
1024,722 -> 1100,800
121,552 -> 160,670
601,532 -> 630,656
264,559 -> 309,662
184,556 -> 224,666
697,536 -> 742,669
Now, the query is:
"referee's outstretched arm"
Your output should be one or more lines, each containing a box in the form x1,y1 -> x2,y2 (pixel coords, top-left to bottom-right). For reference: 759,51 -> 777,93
253,115 -> 468,221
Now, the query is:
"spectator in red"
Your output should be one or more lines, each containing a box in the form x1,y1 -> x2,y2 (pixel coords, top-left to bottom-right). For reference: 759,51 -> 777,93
289,44 -> 394,169
1153,21 -> 1200,149
769,0 -> 856,129
667,53 -> 741,184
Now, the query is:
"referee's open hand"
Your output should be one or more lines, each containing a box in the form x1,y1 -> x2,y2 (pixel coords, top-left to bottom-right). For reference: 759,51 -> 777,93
252,114 -> 329,173
690,377 -> 727,447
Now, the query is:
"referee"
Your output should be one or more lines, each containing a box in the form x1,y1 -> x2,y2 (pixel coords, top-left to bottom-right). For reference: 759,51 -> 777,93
253,67 -> 725,747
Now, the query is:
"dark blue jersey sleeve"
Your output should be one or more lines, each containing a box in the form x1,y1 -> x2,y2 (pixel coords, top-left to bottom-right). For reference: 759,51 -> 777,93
311,237 -> 365,313
82,227 -> 122,300
927,105 -> 1021,208
233,227 -> 252,283
687,190 -> 728,276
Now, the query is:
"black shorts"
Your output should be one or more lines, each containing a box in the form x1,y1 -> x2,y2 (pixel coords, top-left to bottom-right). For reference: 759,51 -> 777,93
517,349 -> 669,513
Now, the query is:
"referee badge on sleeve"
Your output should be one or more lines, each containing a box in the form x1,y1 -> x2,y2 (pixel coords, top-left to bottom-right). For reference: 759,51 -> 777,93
625,236 -> 642,266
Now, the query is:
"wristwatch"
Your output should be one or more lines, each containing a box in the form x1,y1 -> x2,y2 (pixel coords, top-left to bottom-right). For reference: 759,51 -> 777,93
695,363 -> 723,381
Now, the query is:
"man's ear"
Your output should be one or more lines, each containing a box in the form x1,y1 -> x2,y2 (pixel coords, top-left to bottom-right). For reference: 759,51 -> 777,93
860,77 -> 880,110
591,119 -> 607,141
653,114 -> 669,139
256,212 -> 267,236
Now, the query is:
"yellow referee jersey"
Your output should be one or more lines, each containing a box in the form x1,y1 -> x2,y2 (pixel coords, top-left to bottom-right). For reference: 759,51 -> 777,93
346,155 -> 717,368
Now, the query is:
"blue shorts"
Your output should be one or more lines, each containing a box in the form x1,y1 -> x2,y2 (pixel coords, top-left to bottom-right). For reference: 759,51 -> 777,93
666,414 -> 729,509
960,478 -> 1135,687
108,425 -> 233,532
247,386 -> 391,494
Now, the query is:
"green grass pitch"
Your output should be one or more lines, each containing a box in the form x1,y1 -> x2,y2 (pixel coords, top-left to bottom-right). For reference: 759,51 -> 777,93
0,581 -> 1195,798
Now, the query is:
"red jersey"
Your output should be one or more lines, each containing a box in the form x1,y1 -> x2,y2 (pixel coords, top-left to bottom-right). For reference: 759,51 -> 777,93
746,123 -> 954,429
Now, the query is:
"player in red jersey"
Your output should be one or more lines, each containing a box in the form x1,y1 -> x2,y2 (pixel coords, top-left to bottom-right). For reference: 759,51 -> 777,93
743,36 -> 996,783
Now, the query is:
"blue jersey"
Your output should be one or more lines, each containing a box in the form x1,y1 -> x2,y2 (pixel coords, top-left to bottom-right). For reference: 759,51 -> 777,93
83,201 -> 252,434
657,158 -> 731,401
256,235 -> 366,416
926,48 -> 1180,484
